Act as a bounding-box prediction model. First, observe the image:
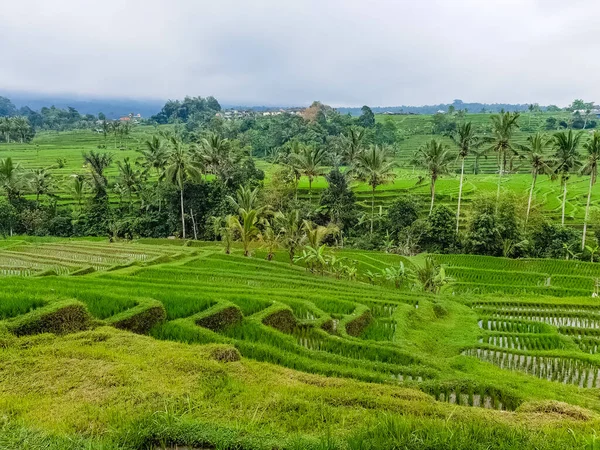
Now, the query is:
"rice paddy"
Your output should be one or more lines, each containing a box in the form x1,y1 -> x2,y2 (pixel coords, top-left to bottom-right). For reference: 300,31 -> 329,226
3,238 -> 600,448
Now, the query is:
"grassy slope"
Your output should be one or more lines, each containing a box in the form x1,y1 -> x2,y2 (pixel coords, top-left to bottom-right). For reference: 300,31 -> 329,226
1,240 -> 600,447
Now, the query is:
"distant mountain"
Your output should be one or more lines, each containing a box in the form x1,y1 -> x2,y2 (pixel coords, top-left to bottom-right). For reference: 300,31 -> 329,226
0,91 -> 165,119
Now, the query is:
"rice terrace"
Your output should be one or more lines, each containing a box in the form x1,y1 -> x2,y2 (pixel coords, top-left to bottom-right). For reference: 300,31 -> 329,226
6,1 -> 600,449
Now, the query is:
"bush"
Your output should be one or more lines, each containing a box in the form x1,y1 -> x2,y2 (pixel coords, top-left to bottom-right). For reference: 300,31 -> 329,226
345,310 -> 373,337
196,306 -> 243,331
262,309 -> 297,333
7,300 -> 91,336
107,299 -> 166,334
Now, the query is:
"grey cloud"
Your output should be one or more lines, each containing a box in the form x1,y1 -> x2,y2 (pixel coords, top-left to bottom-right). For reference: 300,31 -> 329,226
1,0 -> 599,106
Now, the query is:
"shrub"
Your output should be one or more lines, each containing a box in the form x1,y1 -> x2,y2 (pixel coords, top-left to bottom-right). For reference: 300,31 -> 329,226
209,345 -> 241,362
107,299 -> 166,334
262,309 -> 297,333
196,306 -> 243,331
346,310 -> 373,337
7,299 -> 91,336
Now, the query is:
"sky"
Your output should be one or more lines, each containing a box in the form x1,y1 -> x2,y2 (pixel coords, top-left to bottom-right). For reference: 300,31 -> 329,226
1,0 -> 598,107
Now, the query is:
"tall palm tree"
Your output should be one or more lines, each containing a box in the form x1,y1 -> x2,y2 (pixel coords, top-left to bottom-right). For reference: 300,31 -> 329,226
139,136 -> 168,178
0,117 -> 11,143
553,129 -> 583,226
449,122 -> 480,232
69,174 -> 87,212
516,133 -> 553,224
488,112 -> 520,204
354,145 -> 397,233
0,158 -> 24,198
228,209 -> 261,256
116,157 -> 141,211
28,168 -> 52,202
82,151 -> 113,197
342,127 -> 366,169
581,131 -> 600,249
413,139 -> 454,214
275,209 -> 305,264
198,132 -> 231,179
164,137 -> 202,239
291,146 -> 327,199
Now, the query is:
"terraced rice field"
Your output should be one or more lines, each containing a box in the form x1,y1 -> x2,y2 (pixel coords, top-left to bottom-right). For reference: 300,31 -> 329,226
3,239 -> 600,447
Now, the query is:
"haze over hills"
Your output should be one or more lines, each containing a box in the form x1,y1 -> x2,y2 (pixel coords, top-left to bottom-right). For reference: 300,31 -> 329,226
0,90 -> 568,119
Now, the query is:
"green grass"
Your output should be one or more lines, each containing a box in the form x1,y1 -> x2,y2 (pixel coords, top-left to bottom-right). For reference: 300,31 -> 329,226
2,239 -> 600,447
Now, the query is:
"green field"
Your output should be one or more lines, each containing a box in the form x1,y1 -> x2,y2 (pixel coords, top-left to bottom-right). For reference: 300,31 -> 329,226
1,112 -> 597,226
2,238 -> 600,448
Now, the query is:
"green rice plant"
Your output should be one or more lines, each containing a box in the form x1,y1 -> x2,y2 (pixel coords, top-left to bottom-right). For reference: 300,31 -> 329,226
106,297 -> 166,334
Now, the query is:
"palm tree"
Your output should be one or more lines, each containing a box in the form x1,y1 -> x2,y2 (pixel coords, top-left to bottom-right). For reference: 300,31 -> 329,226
291,146 -> 327,199
0,117 -> 11,143
28,168 -> 52,202
488,112 -> 520,204
198,132 -> 231,179
581,131 -> 600,248
342,127 -> 366,168
228,209 -> 261,256
227,185 -> 263,215
0,158 -> 24,198
82,151 -> 113,197
139,136 -> 168,178
354,145 -> 397,233
516,133 -> 553,224
116,157 -> 141,211
413,139 -> 454,214
449,122 -> 480,232
275,209 -> 305,264
260,219 -> 281,261
69,174 -> 87,212
553,130 -> 582,226
164,137 -> 202,239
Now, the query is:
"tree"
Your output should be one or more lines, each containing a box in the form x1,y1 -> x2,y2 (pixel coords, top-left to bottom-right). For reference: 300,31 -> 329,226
319,169 -> 357,240
449,122 -> 480,231
354,145 -> 397,233
0,158 -> 24,198
116,157 -> 142,211
421,205 -> 456,253
69,174 -> 87,212
488,112 -> 520,206
358,105 -> 375,128
228,209 -> 261,256
413,139 -> 454,214
275,209 -> 305,264
516,133 -> 553,224
581,131 -> 600,249
198,132 -> 232,179
82,151 -> 113,197
227,185 -> 263,214
552,130 -> 582,226
164,137 -> 202,239
260,219 -> 281,260
291,146 -> 327,199
0,198 -> 17,237
140,136 -> 168,177
28,168 -> 52,202
386,196 -> 420,238
341,127 -> 366,168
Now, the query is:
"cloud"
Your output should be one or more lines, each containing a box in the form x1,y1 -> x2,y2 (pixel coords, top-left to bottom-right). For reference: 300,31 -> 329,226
1,0 -> 598,106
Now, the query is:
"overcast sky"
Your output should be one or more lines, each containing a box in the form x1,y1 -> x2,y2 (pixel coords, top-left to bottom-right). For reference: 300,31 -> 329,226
1,0 -> 597,107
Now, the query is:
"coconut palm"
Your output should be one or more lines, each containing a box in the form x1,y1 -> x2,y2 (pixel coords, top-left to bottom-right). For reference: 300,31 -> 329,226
488,112 -> 520,204
342,127 -> 366,168
354,145 -> 397,233
139,136 -> 168,178
0,117 -> 11,143
116,157 -> 141,211
260,219 -> 281,261
516,133 -> 554,224
198,132 -> 231,179
227,185 -> 263,215
580,131 -> 600,248
0,158 -> 24,198
449,122 -> 480,232
552,130 -> 582,226
82,151 -> 113,197
164,137 -> 202,239
291,146 -> 327,199
228,209 -> 261,256
28,168 -> 53,202
69,174 -> 87,211
413,139 -> 454,214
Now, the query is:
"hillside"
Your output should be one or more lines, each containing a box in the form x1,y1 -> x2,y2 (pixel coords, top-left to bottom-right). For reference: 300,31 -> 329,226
1,238 -> 600,448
